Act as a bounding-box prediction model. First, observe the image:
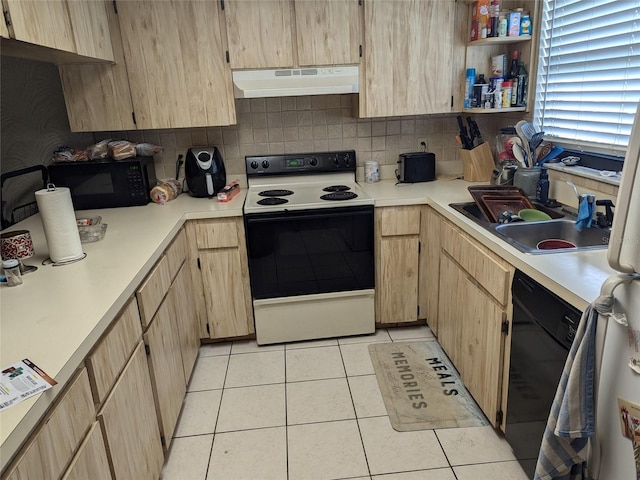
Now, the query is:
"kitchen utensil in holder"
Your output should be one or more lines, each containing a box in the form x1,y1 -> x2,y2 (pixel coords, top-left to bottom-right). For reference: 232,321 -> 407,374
460,142 -> 495,182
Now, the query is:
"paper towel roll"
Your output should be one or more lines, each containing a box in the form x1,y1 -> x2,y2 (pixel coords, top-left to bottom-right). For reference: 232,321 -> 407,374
35,186 -> 84,263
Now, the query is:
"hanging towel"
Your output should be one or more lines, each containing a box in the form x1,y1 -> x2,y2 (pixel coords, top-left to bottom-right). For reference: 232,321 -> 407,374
534,295 -> 613,480
574,195 -> 594,231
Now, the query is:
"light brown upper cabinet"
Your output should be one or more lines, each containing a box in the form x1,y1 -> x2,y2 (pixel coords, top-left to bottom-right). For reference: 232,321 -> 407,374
224,0 -> 361,69
224,0 -> 294,69
59,0 -> 135,132
294,0 -> 361,66
115,0 -> 235,129
360,0 -> 456,117
2,0 -> 114,62
0,10 -> 9,38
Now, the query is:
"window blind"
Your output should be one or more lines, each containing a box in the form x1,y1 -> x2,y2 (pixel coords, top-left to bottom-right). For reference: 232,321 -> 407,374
534,0 -> 640,155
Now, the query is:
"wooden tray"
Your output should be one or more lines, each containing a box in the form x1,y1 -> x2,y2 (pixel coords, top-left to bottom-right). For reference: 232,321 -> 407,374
467,185 -> 528,222
479,194 -> 534,222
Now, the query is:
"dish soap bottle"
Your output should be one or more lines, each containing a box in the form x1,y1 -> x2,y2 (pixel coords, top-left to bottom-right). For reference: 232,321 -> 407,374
536,168 -> 549,203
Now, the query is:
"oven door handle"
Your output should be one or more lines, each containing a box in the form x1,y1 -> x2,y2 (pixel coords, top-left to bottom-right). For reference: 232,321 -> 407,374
245,208 -> 373,224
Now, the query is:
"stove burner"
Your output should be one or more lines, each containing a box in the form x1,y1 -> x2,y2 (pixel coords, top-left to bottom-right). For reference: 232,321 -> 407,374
257,197 -> 289,206
322,185 -> 351,192
320,192 -> 358,201
259,189 -> 294,197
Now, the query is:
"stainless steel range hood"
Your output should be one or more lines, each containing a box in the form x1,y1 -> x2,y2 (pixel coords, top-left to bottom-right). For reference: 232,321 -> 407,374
232,65 -> 359,98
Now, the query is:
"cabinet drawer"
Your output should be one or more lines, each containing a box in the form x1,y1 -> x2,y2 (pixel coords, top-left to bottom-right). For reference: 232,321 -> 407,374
136,255 -> 171,329
441,222 -> 512,306
195,219 -> 239,249
61,422 -> 111,480
85,298 -> 142,404
5,369 -> 94,480
377,206 -> 421,236
165,228 -> 187,282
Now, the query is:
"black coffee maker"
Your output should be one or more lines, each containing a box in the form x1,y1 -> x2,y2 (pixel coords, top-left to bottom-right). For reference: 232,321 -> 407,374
185,147 -> 226,197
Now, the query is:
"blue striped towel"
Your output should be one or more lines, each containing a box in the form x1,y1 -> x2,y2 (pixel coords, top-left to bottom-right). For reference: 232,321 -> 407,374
534,295 -> 613,480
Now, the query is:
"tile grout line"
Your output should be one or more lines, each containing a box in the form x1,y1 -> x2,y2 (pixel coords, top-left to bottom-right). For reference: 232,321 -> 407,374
284,346 -> 290,480
203,349 -> 232,479
339,335 -> 374,479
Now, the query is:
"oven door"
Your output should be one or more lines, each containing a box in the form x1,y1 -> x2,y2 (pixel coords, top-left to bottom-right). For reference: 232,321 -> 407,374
244,205 -> 375,344
244,205 -> 374,299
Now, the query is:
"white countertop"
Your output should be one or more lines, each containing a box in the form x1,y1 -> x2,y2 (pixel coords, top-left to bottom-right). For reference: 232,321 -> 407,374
0,192 -> 245,470
0,180 -> 617,470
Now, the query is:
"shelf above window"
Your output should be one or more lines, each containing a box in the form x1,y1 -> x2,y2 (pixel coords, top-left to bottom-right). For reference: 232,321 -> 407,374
468,36 -> 531,46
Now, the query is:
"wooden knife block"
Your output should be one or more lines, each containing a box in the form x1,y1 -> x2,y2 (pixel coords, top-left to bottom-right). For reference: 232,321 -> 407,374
460,142 -> 495,182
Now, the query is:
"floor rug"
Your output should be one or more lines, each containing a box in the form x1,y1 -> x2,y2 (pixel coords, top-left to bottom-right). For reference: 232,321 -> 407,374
368,341 -> 489,431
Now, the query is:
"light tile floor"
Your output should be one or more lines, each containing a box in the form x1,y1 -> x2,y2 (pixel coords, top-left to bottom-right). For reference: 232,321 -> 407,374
161,325 -> 530,480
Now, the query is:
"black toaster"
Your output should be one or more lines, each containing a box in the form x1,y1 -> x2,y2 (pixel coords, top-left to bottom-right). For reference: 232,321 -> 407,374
396,152 -> 436,183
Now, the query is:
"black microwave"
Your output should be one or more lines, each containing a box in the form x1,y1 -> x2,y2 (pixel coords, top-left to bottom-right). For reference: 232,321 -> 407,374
48,157 -> 157,210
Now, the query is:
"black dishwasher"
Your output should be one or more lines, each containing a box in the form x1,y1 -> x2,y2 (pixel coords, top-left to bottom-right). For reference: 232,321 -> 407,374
505,270 -> 582,478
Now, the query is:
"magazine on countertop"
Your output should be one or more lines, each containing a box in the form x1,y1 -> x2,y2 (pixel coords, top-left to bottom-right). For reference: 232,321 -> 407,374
0,359 -> 57,412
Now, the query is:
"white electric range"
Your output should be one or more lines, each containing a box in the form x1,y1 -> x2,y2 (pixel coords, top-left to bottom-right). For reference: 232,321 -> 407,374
243,151 -> 375,345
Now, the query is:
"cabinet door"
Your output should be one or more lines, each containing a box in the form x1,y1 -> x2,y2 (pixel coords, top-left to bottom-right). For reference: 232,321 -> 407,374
375,206 -> 421,324
294,0 -> 361,66
419,206 -> 442,333
376,236 -> 420,324
144,297 -> 187,450
61,422 -> 112,480
98,342 -> 163,480
200,248 -> 253,338
439,254 -> 505,428
170,263 -> 200,383
1,10 -> 10,38
116,0 -> 235,129
65,0 -> 113,61
59,0 -> 136,132
361,0 -> 456,117
437,254 -> 462,367
5,0 -> 75,52
224,0 -> 294,69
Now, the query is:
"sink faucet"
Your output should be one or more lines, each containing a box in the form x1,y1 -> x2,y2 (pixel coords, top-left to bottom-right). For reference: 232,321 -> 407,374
595,199 -> 615,228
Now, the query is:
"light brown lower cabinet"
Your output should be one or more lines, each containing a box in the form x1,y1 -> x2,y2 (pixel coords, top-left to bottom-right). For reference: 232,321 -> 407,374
419,206 -> 442,333
97,342 -> 164,480
436,220 -> 514,431
61,422 -> 111,480
170,262 -> 200,382
143,294 -> 187,450
375,206 -> 421,324
4,368 -> 94,480
187,217 -> 254,339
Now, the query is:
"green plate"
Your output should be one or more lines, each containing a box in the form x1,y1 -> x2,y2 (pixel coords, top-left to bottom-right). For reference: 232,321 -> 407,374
518,209 -> 552,221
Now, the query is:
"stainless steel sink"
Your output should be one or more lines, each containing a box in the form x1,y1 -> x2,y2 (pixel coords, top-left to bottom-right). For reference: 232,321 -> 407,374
449,201 -> 564,225
449,201 -> 610,254
495,219 -> 610,253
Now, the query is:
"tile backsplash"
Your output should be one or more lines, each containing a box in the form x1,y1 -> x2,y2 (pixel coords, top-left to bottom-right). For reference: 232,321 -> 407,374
109,95 -> 468,182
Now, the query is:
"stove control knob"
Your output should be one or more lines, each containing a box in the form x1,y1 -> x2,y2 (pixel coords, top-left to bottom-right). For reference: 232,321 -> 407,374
250,160 -> 259,170
262,160 -> 270,169
332,156 -> 340,166
309,157 -> 318,166
342,155 -> 353,167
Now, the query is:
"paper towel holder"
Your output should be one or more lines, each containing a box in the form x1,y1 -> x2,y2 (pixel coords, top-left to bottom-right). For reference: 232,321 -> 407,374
36,183 -> 86,266
42,252 -> 87,267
